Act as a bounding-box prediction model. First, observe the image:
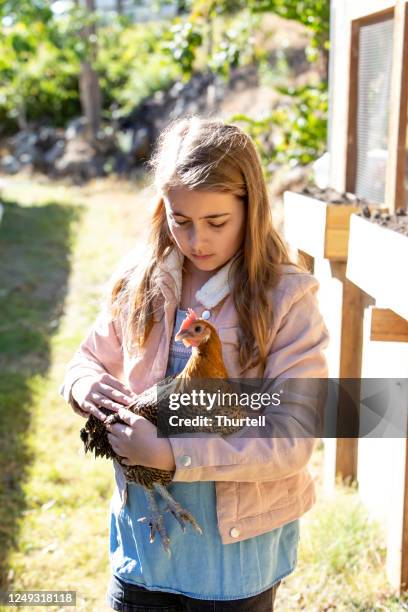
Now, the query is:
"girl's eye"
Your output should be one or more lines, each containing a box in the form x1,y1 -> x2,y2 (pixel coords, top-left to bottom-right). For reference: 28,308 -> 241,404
174,220 -> 227,228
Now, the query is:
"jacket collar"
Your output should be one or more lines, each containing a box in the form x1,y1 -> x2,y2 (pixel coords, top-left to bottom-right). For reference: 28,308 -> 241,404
157,247 -> 236,310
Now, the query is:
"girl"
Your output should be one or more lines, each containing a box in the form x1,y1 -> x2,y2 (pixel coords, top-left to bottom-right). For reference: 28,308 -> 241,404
59,116 -> 329,611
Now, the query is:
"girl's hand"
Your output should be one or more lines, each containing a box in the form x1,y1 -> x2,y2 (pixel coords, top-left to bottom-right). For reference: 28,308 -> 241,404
71,373 -> 137,422
106,407 -> 176,471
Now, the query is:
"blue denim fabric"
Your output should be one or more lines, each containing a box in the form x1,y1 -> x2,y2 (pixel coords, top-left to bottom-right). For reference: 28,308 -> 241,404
107,308 -> 299,603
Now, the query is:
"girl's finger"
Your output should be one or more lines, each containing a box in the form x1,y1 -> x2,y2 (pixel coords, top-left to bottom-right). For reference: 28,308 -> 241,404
98,386 -> 135,407
99,374 -> 135,401
90,392 -> 126,412
83,401 -> 108,422
107,433 -> 125,456
116,407 -> 139,425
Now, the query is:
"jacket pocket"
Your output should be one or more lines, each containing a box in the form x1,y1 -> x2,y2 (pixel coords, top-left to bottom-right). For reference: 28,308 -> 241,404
236,480 -> 290,520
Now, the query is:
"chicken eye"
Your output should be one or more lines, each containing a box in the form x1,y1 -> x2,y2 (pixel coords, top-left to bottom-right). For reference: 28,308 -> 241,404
194,325 -> 202,333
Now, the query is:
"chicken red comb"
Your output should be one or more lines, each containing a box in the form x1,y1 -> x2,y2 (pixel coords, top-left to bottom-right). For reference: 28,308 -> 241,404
179,308 -> 198,333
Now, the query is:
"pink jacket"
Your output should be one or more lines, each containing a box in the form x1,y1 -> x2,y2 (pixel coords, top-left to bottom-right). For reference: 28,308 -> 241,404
59,247 -> 329,544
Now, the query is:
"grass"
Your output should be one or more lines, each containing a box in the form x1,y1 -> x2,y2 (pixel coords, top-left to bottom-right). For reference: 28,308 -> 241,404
0,173 -> 407,611
0,173 -> 151,611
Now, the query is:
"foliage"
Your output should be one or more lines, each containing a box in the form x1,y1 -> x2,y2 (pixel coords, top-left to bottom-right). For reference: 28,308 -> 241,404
230,82 -> 328,173
0,8 -> 183,128
161,1 -> 259,79
163,0 -> 330,73
0,0 -> 53,23
0,20 -> 80,130
161,21 -> 203,76
0,0 -> 330,168
158,0 -> 330,169
97,21 -> 183,118
248,0 -> 330,60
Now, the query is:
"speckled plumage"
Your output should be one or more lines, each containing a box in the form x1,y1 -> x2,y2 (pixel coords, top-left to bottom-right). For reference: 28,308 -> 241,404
79,311 -> 246,554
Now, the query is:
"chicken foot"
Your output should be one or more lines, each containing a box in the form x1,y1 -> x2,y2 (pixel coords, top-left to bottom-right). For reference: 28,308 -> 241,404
137,489 -> 171,557
152,483 -> 203,536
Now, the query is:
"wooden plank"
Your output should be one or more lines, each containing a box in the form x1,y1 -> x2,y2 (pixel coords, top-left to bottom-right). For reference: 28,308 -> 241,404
330,1 -> 353,191
350,1 -> 396,22
331,262 -> 369,483
283,192 -> 327,258
325,229 -> 352,260
326,204 -> 361,229
347,214 -> 408,320
325,204 -> 359,260
284,192 -> 359,261
385,0 -> 408,213
370,307 -> 408,341
402,442 -> 408,591
350,0 -> 395,20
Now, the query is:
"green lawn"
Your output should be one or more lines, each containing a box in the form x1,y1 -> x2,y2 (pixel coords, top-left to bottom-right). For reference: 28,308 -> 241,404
0,174 -> 406,611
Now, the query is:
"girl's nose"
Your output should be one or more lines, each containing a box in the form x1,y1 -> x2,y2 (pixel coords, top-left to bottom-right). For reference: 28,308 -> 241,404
188,228 -> 208,252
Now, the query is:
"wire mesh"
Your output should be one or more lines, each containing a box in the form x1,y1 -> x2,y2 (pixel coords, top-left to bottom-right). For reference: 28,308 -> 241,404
355,17 -> 394,204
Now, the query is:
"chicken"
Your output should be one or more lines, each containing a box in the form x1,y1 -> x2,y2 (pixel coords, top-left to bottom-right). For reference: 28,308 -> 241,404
80,308 -> 246,556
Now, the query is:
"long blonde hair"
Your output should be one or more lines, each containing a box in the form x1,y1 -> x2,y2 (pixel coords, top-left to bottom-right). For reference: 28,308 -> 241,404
108,115 -> 306,375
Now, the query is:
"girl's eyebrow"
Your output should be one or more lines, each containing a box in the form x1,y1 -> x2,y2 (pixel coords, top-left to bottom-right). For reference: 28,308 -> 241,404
171,211 -> 231,219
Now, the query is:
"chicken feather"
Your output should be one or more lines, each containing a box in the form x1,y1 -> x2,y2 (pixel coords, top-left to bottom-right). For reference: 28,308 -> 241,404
79,308 -> 246,555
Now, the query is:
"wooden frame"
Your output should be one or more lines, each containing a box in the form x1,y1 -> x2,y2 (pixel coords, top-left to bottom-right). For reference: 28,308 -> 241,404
346,214 -> 408,321
329,1 -> 408,593
330,0 -> 408,212
283,191 -> 360,261
283,189 -> 368,487
370,307 -> 408,341
346,8 -> 395,195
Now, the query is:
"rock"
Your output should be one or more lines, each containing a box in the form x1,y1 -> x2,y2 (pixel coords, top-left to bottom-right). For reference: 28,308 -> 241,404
55,137 -> 105,182
44,140 -> 65,165
1,154 -> 21,174
65,117 -> 88,140
36,126 -> 60,152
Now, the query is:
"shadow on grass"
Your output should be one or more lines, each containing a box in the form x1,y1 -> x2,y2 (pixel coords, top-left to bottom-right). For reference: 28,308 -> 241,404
0,198 -> 82,589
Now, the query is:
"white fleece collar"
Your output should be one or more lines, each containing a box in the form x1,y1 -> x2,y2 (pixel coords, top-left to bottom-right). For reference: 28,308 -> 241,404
157,247 -> 235,309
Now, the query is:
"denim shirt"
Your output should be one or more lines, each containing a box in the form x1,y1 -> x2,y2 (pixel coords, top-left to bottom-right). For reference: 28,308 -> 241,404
108,308 -> 300,600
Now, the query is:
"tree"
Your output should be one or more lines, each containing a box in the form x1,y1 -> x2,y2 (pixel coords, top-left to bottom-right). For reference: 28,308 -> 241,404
77,0 -> 102,141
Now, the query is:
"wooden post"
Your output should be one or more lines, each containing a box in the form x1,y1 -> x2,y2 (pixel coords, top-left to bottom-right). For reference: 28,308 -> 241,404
331,263 -> 373,484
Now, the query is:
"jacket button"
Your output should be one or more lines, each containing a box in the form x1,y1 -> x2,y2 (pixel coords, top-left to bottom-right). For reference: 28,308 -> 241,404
230,527 -> 240,538
179,455 -> 192,467
201,310 -> 211,320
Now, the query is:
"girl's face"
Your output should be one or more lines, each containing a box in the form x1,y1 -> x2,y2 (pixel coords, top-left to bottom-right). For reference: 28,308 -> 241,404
163,186 -> 246,273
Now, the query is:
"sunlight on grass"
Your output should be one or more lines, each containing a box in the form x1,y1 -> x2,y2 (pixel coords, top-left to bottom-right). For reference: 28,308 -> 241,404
1,175 -> 407,610
0,175 -> 151,610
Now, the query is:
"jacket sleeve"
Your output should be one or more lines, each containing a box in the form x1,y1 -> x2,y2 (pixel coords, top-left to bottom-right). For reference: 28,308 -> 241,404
58,305 -> 125,412
167,274 -> 330,483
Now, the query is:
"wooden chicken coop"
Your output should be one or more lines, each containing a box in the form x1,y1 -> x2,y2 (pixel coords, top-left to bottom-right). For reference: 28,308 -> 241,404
284,0 -> 408,594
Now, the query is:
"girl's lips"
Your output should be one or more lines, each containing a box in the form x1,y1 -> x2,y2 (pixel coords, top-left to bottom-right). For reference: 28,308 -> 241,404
192,253 -> 213,259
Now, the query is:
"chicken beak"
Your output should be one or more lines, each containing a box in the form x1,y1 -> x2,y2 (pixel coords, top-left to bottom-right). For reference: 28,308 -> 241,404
175,329 -> 191,343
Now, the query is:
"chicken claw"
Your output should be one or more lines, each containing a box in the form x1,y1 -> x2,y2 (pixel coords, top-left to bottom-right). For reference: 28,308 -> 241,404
153,483 -> 203,536
138,489 -> 171,557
